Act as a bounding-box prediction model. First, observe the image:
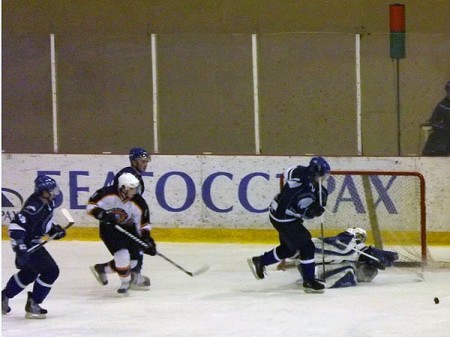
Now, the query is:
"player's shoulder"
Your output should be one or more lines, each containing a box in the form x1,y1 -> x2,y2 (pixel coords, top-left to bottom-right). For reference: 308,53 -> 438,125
284,165 -> 310,190
115,166 -> 140,178
21,193 -> 45,215
437,99 -> 450,110
131,193 -> 148,207
285,165 -> 308,180
102,185 -> 118,194
91,185 -> 118,199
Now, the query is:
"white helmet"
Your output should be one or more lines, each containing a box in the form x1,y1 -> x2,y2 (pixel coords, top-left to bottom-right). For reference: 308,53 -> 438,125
118,173 -> 140,190
345,227 -> 367,243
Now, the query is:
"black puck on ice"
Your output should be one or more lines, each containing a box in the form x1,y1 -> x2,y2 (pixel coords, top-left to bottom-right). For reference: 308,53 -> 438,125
434,297 -> 439,304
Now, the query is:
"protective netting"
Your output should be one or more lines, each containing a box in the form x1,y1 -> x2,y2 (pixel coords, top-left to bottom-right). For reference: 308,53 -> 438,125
319,171 -> 426,265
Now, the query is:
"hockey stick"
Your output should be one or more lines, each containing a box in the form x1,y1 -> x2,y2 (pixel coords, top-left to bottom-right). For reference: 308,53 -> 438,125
27,208 -> 75,254
319,182 -> 326,281
335,240 -> 380,263
114,225 -> 210,277
157,252 -> 210,277
336,239 -> 424,280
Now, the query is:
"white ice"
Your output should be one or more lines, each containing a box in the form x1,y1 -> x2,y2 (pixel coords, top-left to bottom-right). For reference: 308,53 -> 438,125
2,241 -> 450,337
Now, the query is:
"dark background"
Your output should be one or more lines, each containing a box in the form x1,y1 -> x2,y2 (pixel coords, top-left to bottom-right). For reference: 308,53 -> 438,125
2,0 -> 450,156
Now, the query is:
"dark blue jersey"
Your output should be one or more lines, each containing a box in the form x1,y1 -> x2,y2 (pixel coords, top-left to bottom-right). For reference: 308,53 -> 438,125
269,165 -> 327,222
8,193 -> 56,244
113,166 -> 145,195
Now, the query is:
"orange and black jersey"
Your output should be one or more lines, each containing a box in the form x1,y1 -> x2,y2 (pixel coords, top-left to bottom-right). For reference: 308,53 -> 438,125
86,185 -> 151,235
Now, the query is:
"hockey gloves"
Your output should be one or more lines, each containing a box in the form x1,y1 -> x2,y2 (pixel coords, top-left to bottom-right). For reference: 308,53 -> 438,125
305,203 -> 325,219
12,239 -> 29,269
360,246 -> 399,269
142,231 -> 157,256
48,224 -> 66,240
92,208 -> 118,224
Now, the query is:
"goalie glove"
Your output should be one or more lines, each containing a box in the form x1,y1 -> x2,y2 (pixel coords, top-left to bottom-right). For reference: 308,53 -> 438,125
360,246 -> 399,269
141,230 -> 157,256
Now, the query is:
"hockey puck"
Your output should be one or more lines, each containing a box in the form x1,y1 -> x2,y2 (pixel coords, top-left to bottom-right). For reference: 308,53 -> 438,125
434,297 -> 439,304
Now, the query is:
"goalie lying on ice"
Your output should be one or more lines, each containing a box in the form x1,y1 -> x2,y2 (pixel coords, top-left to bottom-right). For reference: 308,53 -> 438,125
278,228 -> 399,288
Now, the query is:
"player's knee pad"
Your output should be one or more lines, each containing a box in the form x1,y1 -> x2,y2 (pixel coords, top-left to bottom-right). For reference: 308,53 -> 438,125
39,264 -> 60,284
114,249 -> 131,276
356,263 -> 378,282
299,240 -> 316,261
275,245 -> 296,260
114,249 -> 130,267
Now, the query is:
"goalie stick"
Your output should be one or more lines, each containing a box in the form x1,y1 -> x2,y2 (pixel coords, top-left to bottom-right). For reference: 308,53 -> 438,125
336,239 -> 424,280
335,239 -> 380,263
27,208 -> 75,254
114,225 -> 210,277
277,240 -> 382,271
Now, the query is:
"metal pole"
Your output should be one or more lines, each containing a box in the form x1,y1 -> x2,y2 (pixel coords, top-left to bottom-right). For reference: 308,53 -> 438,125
50,33 -> 58,153
396,59 -> 401,156
355,34 -> 362,155
151,34 -> 159,154
252,34 -> 261,155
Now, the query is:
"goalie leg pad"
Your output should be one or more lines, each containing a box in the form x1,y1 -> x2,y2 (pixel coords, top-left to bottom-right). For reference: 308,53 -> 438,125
318,262 -> 357,288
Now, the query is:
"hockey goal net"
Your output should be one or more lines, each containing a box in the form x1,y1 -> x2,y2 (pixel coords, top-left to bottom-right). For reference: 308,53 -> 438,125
282,170 -> 427,266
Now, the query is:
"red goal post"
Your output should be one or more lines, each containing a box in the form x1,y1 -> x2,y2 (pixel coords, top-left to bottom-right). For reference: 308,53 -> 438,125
280,170 -> 427,265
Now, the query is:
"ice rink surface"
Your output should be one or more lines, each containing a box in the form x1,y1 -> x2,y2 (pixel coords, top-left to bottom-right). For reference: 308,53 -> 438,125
2,241 -> 450,337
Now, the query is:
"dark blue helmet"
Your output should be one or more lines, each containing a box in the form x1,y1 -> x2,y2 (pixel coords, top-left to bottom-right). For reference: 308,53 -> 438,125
34,175 -> 59,195
308,157 -> 331,177
129,147 -> 150,162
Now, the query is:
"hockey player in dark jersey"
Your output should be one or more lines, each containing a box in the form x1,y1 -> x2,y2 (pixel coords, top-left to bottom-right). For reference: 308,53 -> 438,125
112,147 -> 151,290
113,147 -> 150,195
2,176 -> 67,319
87,173 -> 156,295
248,157 -> 331,293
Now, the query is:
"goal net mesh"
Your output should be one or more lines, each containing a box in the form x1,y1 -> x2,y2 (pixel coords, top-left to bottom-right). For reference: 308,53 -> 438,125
313,171 -> 426,266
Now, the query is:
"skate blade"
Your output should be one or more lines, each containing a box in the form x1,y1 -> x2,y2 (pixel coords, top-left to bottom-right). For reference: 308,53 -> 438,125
130,284 -> 150,291
117,290 -> 130,297
25,312 -> 46,319
89,266 -> 108,286
303,287 -> 325,294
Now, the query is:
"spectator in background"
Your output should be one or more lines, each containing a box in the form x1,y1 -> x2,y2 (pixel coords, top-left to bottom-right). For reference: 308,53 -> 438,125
422,80 -> 450,156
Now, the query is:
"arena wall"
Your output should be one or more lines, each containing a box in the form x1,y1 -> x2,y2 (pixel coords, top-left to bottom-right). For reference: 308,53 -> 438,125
2,1 -> 449,156
2,154 -> 449,245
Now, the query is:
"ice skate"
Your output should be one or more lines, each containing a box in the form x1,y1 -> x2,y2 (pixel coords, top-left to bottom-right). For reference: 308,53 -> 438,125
25,292 -> 47,319
130,272 -> 150,291
117,280 -> 130,295
90,264 -> 108,286
303,279 -> 325,294
247,256 -> 265,280
2,291 -> 11,315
